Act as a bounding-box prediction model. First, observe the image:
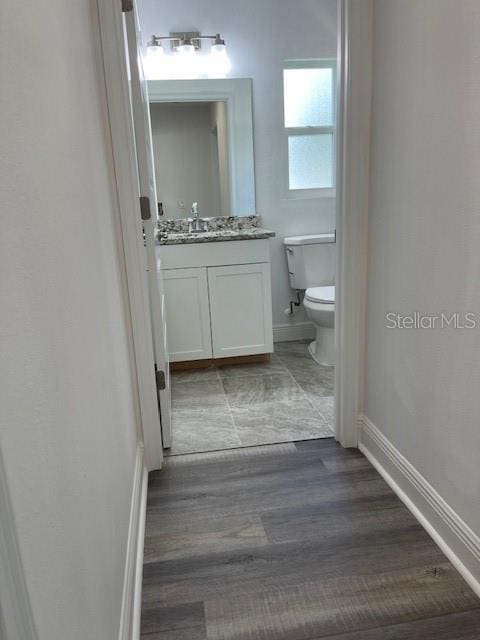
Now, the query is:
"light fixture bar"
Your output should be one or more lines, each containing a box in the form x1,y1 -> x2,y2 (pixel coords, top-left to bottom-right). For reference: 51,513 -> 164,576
145,31 -> 231,79
149,32 -> 226,52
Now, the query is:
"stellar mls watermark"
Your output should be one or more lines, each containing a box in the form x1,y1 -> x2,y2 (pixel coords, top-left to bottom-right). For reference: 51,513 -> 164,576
385,312 -> 477,330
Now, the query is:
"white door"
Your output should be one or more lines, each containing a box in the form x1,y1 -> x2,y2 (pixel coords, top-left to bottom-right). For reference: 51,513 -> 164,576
207,263 -> 274,357
124,5 -> 172,448
163,268 -> 213,362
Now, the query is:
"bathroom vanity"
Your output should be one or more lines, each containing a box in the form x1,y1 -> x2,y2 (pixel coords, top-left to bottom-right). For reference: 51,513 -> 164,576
156,220 -> 275,363
150,78 -> 275,364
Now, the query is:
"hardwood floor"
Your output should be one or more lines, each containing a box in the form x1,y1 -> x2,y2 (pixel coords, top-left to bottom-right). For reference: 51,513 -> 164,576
141,439 -> 480,639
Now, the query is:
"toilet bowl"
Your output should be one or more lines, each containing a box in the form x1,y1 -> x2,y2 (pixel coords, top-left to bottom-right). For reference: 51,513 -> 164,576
283,233 -> 336,365
303,285 -> 335,365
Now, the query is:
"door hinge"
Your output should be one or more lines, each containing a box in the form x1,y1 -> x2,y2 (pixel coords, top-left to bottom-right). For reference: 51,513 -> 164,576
155,369 -> 166,391
139,196 -> 151,220
121,0 -> 133,12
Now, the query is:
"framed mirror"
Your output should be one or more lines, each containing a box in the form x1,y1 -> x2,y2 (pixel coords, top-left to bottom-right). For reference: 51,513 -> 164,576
148,78 -> 255,218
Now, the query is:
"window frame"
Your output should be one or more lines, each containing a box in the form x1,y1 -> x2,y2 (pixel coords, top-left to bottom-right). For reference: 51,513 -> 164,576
283,58 -> 337,199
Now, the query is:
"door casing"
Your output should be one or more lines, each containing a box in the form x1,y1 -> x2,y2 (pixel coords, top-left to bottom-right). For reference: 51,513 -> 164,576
97,0 -> 164,470
96,0 -> 371,460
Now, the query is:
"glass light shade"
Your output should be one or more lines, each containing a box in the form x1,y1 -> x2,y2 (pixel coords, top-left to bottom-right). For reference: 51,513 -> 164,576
172,45 -> 201,79
176,43 -> 195,55
206,43 -> 231,78
143,44 -> 168,79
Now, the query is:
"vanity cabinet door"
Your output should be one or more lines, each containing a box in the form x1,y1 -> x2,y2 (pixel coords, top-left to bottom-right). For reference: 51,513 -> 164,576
163,267 -> 212,362
207,263 -> 273,358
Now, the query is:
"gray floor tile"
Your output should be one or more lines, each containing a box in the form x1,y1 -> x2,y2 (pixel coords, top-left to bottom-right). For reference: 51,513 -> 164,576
306,394 -> 335,423
171,379 -> 229,411
277,342 -> 334,397
231,399 -> 334,447
274,340 -> 311,359
168,342 -> 335,455
283,356 -> 333,383
217,354 -> 287,379
222,373 -> 305,408
171,366 -> 219,385
294,368 -> 334,397
168,408 -> 240,455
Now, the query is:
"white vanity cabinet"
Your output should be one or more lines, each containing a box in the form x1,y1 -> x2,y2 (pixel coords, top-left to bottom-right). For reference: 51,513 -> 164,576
207,263 -> 273,358
163,267 -> 213,361
158,239 -> 273,362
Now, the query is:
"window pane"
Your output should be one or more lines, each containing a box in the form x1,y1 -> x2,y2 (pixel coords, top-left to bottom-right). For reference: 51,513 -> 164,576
284,67 -> 333,127
288,134 -> 333,190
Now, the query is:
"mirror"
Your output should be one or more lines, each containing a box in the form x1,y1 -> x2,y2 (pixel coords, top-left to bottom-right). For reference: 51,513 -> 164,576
150,100 -> 230,218
148,79 -> 255,218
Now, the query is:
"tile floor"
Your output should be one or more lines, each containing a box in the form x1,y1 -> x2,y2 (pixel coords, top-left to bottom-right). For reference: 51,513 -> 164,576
166,341 -> 334,455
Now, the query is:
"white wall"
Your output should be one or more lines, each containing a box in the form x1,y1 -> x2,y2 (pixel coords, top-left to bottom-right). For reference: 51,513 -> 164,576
0,1 -> 140,638
365,0 -> 480,534
211,101 -> 231,217
138,0 -> 338,328
151,102 -> 222,217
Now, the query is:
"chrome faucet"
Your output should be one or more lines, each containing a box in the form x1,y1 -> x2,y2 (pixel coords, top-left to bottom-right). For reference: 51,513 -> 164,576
188,202 -> 208,233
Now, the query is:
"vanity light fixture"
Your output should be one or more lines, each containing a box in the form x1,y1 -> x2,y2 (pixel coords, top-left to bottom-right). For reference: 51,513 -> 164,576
144,32 -> 231,79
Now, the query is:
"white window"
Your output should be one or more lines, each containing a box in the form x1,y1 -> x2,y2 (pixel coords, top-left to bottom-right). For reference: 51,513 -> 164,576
283,60 -> 336,197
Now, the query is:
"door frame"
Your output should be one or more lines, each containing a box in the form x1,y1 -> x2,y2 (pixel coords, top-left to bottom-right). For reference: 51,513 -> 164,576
147,78 -> 256,216
98,0 -> 372,459
97,0 -> 163,470
334,0 -> 372,448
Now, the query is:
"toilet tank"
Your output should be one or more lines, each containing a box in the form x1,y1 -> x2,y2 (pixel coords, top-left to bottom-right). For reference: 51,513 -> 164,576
284,233 -> 336,290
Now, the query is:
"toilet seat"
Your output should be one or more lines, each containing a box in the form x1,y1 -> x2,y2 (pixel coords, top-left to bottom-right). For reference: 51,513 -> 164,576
305,285 -> 335,304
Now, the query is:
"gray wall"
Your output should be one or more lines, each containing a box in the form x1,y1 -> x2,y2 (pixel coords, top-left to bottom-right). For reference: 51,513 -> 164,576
0,1 -> 140,637
151,102 -> 223,218
365,0 -> 480,533
138,0 -> 338,328
211,101 -> 231,217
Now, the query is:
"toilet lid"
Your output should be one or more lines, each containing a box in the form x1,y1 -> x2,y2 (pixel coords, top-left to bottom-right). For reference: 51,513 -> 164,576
305,286 -> 335,304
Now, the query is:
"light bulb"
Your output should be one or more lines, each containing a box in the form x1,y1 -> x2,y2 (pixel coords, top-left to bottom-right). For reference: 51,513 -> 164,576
206,43 -> 231,78
177,43 -> 195,55
172,40 -> 201,78
143,43 -> 168,79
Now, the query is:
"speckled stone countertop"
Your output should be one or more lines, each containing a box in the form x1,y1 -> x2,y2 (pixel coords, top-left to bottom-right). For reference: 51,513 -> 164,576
156,215 -> 275,245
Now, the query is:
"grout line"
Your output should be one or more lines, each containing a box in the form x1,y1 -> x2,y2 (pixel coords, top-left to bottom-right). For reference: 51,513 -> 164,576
171,342 -> 334,453
170,367 -> 240,455
213,366 -> 241,448
221,373 -> 244,446
216,365 -> 242,444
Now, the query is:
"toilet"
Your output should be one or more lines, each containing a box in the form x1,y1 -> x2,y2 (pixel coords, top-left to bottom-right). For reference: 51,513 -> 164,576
283,233 -> 336,365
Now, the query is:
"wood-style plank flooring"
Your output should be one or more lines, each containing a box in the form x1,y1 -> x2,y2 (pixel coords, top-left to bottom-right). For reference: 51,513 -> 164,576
141,439 -> 480,639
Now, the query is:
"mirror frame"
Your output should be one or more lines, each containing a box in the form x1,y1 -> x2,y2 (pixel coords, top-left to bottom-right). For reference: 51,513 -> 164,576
148,78 -> 256,216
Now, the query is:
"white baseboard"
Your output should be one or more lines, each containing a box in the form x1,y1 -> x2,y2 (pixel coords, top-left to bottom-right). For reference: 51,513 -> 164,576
118,445 -> 148,640
273,322 -> 316,343
358,414 -> 480,598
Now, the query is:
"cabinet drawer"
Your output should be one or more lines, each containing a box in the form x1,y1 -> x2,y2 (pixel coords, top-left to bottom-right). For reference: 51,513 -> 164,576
207,263 -> 273,358
158,239 -> 270,269
163,267 -> 212,362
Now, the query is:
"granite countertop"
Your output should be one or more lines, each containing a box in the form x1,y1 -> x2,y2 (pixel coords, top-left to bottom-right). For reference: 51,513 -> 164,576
156,215 -> 275,245
158,227 -> 275,245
